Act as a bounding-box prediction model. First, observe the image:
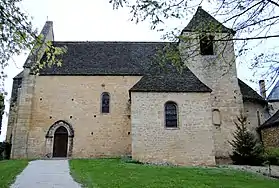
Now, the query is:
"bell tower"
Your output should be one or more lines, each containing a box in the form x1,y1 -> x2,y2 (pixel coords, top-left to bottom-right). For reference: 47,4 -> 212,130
179,6 -> 244,162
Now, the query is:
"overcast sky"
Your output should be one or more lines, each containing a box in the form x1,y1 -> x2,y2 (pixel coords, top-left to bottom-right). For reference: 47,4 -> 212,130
0,0 -> 275,141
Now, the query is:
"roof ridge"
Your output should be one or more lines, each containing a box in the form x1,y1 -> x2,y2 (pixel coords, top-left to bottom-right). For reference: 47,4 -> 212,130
260,109 -> 279,129
238,78 -> 266,104
183,6 -> 235,34
267,79 -> 279,100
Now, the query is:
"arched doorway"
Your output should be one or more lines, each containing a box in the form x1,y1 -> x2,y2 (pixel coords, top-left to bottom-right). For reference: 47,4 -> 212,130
53,126 -> 68,157
45,120 -> 74,158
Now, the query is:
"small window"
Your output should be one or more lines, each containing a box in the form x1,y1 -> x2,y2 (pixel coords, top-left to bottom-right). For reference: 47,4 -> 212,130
101,92 -> 110,113
165,101 -> 178,128
200,35 -> 214,55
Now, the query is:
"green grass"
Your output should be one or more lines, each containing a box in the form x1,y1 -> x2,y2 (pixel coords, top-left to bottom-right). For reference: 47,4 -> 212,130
0,160 -> 28,188
70,159 -> 279,188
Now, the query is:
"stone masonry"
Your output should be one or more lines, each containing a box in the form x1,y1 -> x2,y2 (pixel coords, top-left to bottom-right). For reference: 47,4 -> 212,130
26,76 -> 141,158
261,126 -> 279,148
11,69 -> 36,158
179,32 -> 244,159
131,92 -> 215,166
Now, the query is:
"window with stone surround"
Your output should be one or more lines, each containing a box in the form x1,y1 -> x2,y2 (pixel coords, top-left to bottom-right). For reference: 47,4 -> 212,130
101,92 -> 110,113
200,35 -> 214,55
164,101 -> 178,128
212,109 -> 221,126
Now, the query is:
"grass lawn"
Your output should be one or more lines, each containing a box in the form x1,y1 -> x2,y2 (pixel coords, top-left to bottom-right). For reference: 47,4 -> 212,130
0,160 -> 28,188
70,158 -> 279,188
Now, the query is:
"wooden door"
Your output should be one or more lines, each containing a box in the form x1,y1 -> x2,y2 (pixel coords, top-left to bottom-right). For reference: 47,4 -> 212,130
53,127 -> 68,157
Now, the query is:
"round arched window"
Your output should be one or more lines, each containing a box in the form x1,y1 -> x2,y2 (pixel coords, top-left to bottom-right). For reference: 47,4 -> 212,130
164,101 -> 178,128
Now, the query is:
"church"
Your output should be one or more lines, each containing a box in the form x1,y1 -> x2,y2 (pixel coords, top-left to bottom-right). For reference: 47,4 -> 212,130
6,7 -> 279,165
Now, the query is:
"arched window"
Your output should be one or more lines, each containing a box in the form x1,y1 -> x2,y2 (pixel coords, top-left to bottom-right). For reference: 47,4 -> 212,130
165,101 -> 178,128
101,92 -> 110,113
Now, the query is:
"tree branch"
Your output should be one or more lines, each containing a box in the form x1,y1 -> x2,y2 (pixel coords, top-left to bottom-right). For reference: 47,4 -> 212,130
267,0 -> 279,8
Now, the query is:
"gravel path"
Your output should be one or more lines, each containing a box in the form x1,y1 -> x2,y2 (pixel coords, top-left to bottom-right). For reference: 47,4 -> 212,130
11,159 -> 81,188
221,165 -> 279,178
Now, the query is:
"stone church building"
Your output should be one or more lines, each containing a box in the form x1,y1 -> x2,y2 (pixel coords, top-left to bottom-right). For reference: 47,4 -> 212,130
6,7 -> 278,165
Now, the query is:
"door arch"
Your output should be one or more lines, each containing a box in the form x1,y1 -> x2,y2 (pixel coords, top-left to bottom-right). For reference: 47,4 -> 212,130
45,120 -> 74,158
53,126 -> 68,157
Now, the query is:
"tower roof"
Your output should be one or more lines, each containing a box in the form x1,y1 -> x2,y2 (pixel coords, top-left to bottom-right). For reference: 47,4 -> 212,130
183,6 -> 235,34
267,80 -> 279,101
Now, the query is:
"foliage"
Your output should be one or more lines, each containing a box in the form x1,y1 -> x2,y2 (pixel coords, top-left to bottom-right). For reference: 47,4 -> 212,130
229,114 -> 265,166
70,158 -> 279,188
0,0 -> 66,80
263,147 -> 279,165
0,93 -> 4,135
0,142 -> 12,160
121,156 -> 143,164
109,0 -> 279,87
0,160 -> 28,187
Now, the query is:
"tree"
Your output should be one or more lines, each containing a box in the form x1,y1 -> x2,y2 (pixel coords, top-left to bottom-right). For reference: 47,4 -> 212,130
0,0 -> 66,80
109,0 -> 279,88
229,114 -> 264,166
0,93 -> 5,134
0,93 -> 4,135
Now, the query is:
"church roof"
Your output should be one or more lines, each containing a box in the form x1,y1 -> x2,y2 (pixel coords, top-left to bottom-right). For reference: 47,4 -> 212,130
238,79 -> 267,105
183,6 -> 235,34
259,109 -> 279,129
28,41 -> 267,96
14,71 -> 24,79
130,73 -> 211,92
38,41 -> 212,93
267,80 -> 279,101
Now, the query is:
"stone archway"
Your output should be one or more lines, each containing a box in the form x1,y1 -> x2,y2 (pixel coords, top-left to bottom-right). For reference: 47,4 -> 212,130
45,120 -> 74,158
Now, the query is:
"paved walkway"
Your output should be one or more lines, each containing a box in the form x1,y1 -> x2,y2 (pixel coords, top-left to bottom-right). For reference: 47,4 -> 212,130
11,160 -> 81,188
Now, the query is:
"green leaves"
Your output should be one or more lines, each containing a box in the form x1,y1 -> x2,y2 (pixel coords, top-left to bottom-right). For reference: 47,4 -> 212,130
30,40 -> 67,75
1,0 -> 67,80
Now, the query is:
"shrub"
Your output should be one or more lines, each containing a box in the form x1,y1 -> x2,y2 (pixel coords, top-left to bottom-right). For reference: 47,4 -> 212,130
121,156 -> 143,164
264,147 -> 279,165
229,114 -> 265,166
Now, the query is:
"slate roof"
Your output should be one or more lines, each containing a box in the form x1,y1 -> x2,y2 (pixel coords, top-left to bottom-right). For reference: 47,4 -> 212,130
238,79 -> 267,104
14,71 -> 24,79
35,41 -> 268,96
38,41 -> 212,92
259,110 -> 279,129
130,73 -> 211,92
183,6 -> 235,34
267,80 -> 279,101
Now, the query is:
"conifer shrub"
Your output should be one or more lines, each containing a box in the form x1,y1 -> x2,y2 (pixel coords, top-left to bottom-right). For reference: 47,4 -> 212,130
229,114 -> 265,166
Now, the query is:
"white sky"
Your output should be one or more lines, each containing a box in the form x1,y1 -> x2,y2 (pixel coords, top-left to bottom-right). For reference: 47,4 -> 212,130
0,0 -> 275,141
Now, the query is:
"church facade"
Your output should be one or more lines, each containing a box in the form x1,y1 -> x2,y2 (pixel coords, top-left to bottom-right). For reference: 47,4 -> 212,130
6,7 -> 276,165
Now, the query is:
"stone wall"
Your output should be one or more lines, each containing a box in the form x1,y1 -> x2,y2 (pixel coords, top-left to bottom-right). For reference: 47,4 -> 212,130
9,21 -> 54,158
179,32 -> 244,159
11,69 -> 36,158
243,101 -> 267,134
261,126 -> 279,148
23,75 -> 141,158
131,92 -> 215,166
6,77 -> 22,143
268,101 -> 279,116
